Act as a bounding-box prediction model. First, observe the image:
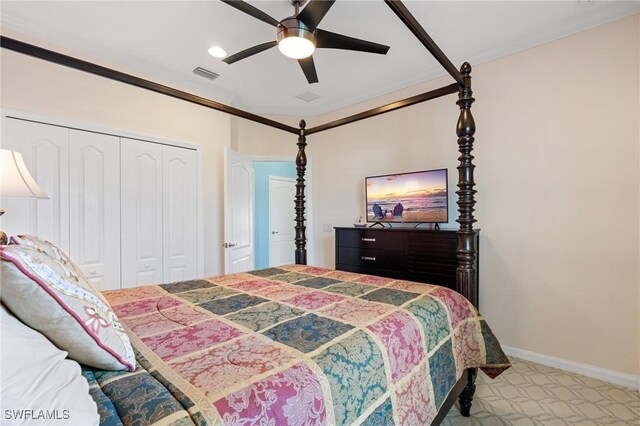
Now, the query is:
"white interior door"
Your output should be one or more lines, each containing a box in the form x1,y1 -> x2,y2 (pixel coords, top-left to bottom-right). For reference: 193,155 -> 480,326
268,176 -> 296,267
69,130 -> 121,291
224,149 -> 254,273
162,145 -> 198,282
1,118 -> 69,251
120,138 -> 163,288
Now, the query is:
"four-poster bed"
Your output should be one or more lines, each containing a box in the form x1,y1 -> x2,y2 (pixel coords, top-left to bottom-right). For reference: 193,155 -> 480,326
1,1 -> 507,424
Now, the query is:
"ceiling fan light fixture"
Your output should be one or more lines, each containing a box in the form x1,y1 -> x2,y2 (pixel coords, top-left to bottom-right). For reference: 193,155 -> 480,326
277,17 -> 316,59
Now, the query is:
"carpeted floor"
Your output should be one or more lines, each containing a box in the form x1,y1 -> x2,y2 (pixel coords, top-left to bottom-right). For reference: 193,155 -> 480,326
443,357 -> 639,425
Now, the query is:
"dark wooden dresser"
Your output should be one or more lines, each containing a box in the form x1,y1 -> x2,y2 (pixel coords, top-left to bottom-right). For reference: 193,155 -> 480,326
334,227 -> 478,290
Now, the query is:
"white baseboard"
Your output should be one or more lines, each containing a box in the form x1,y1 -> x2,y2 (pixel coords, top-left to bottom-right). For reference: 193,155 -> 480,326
501,345 -> 639,391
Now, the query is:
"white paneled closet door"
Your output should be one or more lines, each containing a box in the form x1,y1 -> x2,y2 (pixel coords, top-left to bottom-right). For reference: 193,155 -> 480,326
2,119 -> 70,251
162,145 -> 198,282
120,138 -> 164,288
69,130 -> 121,291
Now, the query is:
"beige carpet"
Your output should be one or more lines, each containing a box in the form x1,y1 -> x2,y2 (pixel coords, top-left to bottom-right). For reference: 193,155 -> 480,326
443,357 -> 639,425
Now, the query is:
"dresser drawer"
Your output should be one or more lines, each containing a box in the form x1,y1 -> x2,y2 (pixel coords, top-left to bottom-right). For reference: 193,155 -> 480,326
336,228 -> 405,250
337,246 -> 405,270
336,263 -> 406,280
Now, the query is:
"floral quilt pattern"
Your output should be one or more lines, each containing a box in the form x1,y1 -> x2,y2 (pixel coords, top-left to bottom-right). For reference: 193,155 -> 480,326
90,265 -> 510,425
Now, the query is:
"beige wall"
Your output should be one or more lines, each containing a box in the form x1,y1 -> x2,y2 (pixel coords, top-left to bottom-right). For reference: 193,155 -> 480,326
0,49 -> 232,276
238,15 -> 639,376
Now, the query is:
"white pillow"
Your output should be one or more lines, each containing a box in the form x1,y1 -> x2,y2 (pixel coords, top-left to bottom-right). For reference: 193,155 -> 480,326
0,304 -> 100,426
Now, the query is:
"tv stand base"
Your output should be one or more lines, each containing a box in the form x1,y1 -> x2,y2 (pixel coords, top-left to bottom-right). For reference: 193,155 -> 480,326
369,222 -> 388,228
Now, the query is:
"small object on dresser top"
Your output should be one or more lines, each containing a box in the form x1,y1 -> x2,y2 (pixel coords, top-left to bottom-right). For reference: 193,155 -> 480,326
354,216 -> 367,228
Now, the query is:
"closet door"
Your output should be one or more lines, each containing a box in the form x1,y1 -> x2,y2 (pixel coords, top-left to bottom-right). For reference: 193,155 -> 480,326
120,138 -> 163,288
69,130 -> 121,291
2,119 -> 69,251
162,145 -> 198,282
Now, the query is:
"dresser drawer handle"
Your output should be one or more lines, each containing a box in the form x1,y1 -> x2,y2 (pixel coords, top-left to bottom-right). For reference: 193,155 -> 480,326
361,238 -> 376,242
361,256 -> 376,261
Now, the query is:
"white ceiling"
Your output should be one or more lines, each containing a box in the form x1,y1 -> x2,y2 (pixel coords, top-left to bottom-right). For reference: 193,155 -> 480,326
1,1 -> 638,116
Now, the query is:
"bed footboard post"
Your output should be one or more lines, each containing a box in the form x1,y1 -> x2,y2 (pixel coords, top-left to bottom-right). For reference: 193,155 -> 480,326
455,62 -> 479,308
295,119 -> 308,265
459,368 -> 478,417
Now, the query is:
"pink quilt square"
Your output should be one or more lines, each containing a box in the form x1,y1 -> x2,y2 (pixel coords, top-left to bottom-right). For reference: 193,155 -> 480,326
452,318 -> 484,377
282,291 -> 345,310
169,335 -> 297,397
207,273 -> 255,287
429,287 -> 474,328
254,284 -> 311,301
142,318 -> 244,361
354,275 -> 394,286
368,311 -> 425,383
298,266 -> 333,276
227,279 -> 281,293
318,298 -> 393,326
113,296 -> 182,319
214,362 -> 326,425
387,280 -> 436,294
103,285 -> 166,306
395,362 -> 436,425
324,271 -> 363,281
124,305 -> 212,338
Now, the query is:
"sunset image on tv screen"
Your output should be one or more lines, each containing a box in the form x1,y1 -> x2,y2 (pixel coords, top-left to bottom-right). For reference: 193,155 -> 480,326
366,169 -> 448,223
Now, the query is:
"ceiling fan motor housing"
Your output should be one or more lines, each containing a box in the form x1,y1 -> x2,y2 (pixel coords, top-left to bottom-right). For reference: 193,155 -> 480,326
277,17 -> 316,47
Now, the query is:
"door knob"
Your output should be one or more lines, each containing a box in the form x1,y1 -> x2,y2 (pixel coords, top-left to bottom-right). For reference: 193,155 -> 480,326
271,231 -> 279,234
223,242 -> 238,248
144,264 -> 150,269
89,270 -> 96,276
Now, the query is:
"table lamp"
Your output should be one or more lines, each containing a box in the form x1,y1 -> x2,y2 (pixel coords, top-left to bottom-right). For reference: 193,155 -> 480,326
0,149 -> 49,245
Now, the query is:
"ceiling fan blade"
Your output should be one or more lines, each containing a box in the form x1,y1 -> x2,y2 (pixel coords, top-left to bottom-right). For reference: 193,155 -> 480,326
220,0 -> 279,27
223,41 -> 277,64
298,56 -> 319,84
316,29 -> 390,55
297,0 -> 335,31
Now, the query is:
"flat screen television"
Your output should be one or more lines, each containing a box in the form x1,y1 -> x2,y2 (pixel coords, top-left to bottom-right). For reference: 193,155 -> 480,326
365,168 -> 448,224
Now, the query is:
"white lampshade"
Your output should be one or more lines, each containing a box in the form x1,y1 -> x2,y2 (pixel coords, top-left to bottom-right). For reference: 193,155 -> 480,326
0,149 -> 48,199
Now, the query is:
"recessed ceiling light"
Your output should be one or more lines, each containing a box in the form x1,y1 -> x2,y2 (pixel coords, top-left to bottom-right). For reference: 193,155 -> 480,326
208,46 -> 227,58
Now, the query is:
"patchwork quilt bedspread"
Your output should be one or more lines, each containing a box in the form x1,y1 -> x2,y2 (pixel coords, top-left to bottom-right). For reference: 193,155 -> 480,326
89,265 -> 510,425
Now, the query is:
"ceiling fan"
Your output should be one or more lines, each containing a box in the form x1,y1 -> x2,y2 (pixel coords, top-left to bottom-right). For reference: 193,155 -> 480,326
220,0 -> 390,84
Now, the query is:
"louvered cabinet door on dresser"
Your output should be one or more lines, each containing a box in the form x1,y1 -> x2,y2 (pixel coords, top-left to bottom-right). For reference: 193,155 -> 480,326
334,227 -> 477,290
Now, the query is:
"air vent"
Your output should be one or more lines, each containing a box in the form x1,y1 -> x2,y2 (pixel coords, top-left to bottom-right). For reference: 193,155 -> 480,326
296,91 -> 320,102
193,67 -> 219,81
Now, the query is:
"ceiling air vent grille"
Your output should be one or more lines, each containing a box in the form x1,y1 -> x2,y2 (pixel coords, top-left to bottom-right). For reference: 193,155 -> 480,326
296,92 -> 320,102
193,67 -> 219,81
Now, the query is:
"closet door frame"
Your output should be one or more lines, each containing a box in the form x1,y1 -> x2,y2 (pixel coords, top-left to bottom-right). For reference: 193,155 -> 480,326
1,108 -> 205,280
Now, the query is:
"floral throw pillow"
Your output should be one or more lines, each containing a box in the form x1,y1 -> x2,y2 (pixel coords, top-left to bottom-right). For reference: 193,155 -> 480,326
0,245 -> 135,371
10,235 -> 84,279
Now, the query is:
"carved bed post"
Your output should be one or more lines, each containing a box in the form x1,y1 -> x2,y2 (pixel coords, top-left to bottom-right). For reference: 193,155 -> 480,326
295,119 -> 308,265
455,63 -> 478,416
459,368 -> 478,417
455,62 -> 478,309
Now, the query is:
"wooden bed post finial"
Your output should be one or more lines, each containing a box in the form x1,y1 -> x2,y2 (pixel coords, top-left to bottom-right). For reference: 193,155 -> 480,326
295,119 -> 308,265
455,62 -> 479,308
